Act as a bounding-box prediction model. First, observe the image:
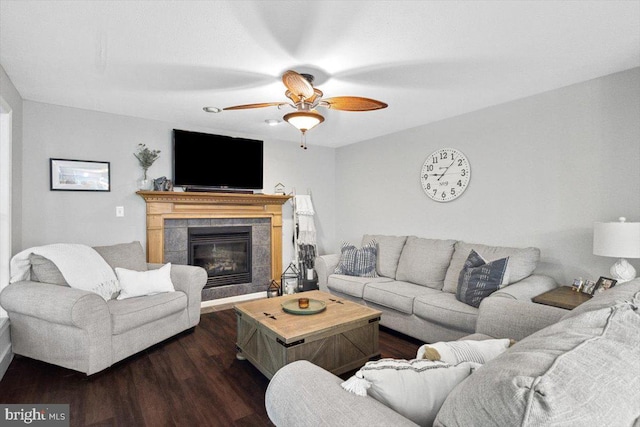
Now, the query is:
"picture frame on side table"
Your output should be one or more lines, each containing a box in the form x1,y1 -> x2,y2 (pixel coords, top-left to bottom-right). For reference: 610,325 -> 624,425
594,276 -> 617,293
50,158 -> 110,192
581,280 -> 596,295
571,278 -> 584,292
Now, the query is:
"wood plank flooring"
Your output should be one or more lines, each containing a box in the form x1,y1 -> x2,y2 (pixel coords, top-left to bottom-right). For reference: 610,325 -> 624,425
0,309 -> 421,427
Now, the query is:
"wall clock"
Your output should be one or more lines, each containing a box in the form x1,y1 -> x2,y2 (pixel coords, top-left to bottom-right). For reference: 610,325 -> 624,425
420,148 -> 471,202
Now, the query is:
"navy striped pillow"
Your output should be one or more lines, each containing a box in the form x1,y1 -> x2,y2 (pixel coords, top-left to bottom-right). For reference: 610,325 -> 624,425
456,250 -> 508,308
334,240 -> 379,277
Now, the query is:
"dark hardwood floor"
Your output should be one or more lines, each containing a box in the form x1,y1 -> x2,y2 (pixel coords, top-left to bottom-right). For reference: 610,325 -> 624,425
0,310 -> 421,427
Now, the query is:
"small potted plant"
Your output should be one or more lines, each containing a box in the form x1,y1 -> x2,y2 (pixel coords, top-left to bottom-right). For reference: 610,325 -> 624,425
134,144 -> 160,190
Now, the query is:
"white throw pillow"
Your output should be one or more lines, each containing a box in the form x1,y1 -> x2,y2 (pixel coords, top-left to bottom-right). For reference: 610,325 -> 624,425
115,263 -> 175,300
341,359 -> 477,426
416,338 -> 511,364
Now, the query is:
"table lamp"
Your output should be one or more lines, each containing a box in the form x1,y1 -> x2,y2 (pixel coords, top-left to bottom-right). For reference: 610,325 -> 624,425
593,217 -> 640,282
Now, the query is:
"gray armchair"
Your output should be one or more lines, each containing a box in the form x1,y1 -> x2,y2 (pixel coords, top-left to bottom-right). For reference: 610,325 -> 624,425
0,242 -> 207,375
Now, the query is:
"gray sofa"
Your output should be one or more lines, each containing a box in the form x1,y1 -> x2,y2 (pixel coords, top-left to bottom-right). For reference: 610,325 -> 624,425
0,242 -> 207,375
316,235 -> 557,343
266,279 -> 640,426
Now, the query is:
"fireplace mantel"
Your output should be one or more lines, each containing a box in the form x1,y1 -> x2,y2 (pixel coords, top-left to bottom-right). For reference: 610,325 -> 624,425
137,191 -> 291,282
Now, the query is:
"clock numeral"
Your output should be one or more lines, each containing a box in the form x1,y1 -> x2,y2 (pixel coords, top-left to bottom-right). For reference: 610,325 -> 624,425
426,183 -> 431,190
433,189 -> 437,196
425,165 -> 434,172
451,188 -> 456,196
441,192 -> 447,199
458,159 -> 463,167
439,152 -> 448,160
422,174 -> 429,180
457,180 -> 462,187
432,157 -> 438,164
461,169 -> 466,176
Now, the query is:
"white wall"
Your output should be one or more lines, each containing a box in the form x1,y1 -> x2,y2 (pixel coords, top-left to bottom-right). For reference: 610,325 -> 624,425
0,65 -> 23,256
20,101 -> 335,266
0,64 -> 22,378
335,68 -> 640,285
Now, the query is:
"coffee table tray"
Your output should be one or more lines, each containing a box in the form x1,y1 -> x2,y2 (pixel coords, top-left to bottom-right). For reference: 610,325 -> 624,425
281,299 -> 326,315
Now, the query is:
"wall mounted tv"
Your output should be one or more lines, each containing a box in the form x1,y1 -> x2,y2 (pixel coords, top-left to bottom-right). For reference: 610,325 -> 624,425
173,129 -> 263,192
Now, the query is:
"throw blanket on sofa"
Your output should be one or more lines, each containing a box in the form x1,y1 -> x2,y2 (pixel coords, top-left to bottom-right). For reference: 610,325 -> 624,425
10,243 -> 119,301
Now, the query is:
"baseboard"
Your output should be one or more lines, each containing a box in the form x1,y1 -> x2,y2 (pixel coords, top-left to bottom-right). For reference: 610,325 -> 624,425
200,291 -> 265,309
0,318 -> 13,381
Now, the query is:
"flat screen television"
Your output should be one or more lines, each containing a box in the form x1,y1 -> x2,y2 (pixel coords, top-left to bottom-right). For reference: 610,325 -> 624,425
173,129 -> 263,191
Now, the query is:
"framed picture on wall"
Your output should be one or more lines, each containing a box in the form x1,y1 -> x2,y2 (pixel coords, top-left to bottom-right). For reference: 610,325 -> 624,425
50,158 -> 111,192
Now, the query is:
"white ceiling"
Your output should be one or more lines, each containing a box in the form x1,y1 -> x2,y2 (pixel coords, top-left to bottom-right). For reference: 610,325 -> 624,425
1,1 -> 639,148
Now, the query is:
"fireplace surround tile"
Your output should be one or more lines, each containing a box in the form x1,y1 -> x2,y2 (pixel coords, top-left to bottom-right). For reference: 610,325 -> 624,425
165,228 -> 187,252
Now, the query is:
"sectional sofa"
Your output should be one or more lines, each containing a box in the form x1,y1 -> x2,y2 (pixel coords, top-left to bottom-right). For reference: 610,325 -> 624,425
266,279 -> 640,426
315,234 -> 557,343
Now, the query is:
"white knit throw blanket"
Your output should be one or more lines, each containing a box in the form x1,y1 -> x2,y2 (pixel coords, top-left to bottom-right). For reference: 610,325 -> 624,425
10,243 -> 119,301
294,195 -> 315,215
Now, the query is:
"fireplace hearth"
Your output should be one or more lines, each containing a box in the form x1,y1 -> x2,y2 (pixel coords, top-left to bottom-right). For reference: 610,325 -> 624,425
188,226 -> 252,288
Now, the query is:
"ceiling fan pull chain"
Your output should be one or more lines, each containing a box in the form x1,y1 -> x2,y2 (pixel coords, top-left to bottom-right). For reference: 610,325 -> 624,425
300,132 -> 308,150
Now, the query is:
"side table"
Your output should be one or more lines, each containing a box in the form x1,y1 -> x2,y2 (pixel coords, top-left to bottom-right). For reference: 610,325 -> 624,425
532,286 -> 592,310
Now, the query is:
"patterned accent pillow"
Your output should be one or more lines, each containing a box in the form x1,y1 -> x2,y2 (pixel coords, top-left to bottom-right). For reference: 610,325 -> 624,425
456,250 -> 508,308
334,240 -> 378,277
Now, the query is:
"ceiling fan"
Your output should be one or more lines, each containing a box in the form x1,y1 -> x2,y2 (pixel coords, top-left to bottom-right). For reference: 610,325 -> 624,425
216,70 -> 388,149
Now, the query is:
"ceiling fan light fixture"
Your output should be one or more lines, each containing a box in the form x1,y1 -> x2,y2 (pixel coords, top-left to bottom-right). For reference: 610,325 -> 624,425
283,111 -> 324,132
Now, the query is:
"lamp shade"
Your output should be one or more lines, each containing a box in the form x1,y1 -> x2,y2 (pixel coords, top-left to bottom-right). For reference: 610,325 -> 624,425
593,219 -> 640,258
283,111 -> 324,132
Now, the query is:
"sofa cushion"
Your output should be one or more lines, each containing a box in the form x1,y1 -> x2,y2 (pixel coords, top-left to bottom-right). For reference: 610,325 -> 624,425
442,241 -> 539,293
363,281 -> 441,314
413,292 -> 478,333
115,263 -> 175,300
108,291 -> 187,335
435,292 -> 640,427
362,235 -> 407,279
395,237 -> 456,290
327,275 -> 393,299
343,359 -> 477,427
29,254 -> 69,286
334,241 -> 378,277
93,241 -> 148,272
456,250 -> 508,308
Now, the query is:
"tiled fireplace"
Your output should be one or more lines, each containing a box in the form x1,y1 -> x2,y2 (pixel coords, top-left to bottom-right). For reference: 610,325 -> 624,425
137,191 -> 290,301
164,218 -> 271,300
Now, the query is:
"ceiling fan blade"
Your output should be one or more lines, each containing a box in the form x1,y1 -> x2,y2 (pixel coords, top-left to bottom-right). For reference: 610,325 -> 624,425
322,96 -> 388,111
282,70 -> 314,100
307,88 -> 324,104
223,102 -> 286,110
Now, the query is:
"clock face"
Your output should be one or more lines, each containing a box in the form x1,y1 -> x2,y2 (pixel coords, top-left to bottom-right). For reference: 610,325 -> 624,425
421,148 -> 471,202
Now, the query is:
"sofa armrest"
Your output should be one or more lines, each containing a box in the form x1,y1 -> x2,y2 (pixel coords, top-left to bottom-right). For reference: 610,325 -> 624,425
490,274 -> 557,301
266,360 -> 418,427
0,281 -> 110,329
476,298 -> 566,341
148,263 -> 207,326
315,254 -> 340,293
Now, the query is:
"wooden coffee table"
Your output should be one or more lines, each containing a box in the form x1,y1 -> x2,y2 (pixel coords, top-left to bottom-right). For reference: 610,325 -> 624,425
234,290 -> 382,379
